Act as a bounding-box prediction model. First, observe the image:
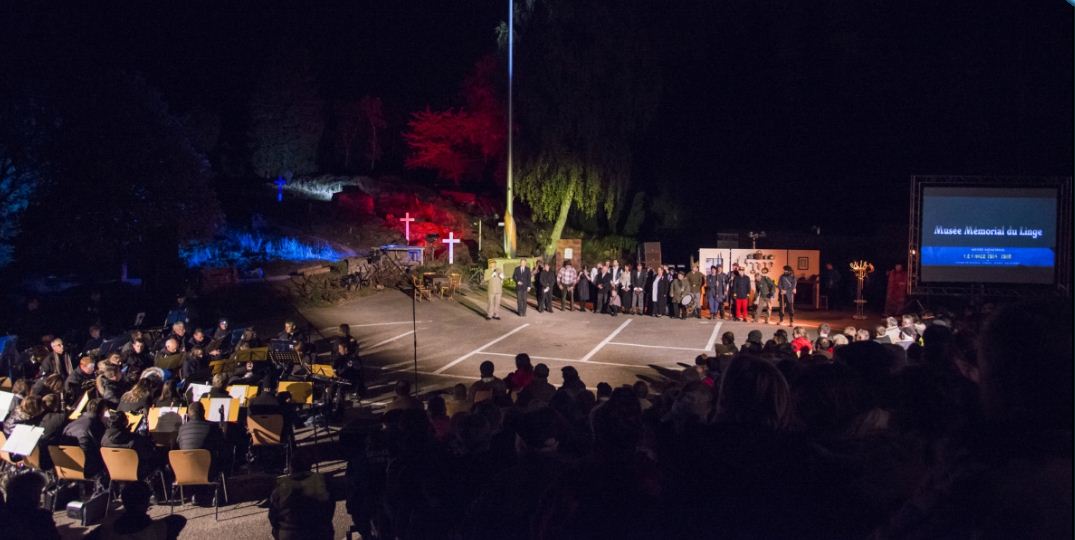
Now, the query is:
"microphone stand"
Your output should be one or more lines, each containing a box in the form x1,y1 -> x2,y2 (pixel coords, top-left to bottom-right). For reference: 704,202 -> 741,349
406,267 -> 419,397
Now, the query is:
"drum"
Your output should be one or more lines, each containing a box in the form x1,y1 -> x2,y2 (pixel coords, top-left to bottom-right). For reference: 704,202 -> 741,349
681,294 -> 693,306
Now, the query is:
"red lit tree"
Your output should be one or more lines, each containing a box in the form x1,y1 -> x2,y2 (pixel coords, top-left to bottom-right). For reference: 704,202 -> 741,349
404,55 -> 505,186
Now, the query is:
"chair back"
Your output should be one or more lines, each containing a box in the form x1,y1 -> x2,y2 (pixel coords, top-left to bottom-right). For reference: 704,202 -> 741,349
168,449 -> 212,486
248,414 -> 284,446
23,445 -> 41,470
277,381 -> 314,405
49,445 -> 87,480
101,447 -> 140,482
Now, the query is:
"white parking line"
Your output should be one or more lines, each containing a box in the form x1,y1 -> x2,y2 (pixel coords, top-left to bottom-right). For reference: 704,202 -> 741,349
433,324 -> 530,374
365,330 -> 415,350
320,321 -> 428,332
704,322 -> 724,353
479,351 -> 645,370
608,341 -> 708,352
481,351 -> 577,363
380,359 -> 418,370
580,319 -> 632,362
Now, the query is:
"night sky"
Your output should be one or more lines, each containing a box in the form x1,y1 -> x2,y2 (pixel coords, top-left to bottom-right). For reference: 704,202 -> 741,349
3,1 -> 1070,255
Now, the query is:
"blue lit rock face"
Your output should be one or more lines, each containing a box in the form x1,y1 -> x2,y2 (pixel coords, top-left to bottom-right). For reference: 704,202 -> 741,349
180,229 -> 342,268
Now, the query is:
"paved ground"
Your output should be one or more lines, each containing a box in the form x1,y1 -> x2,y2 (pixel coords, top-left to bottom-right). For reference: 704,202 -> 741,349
51,288 -> 881,539
300,288 -> 876,395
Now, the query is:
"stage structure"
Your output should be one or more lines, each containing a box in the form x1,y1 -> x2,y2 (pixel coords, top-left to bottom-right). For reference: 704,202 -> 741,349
908,176 -> 1072,298
697,248 -> 822,309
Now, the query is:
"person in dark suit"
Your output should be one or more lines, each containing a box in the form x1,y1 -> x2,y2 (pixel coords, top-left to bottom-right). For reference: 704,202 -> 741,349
512,259 -> 532,316
536,261 -> 555,313
61,399 -> 109,478
595,264 -> 613,314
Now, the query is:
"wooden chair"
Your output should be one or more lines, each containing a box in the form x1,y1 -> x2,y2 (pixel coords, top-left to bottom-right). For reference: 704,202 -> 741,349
168,449 -> 228,520
413,276 -> 433,302
439,273 -> 462,298
49,445 -> 98,493
100,447 -> 168,514
247,414 -> 291,474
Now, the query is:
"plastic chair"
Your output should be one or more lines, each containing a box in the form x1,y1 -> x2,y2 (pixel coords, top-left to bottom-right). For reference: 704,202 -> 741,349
101,447 -> 168,513
248,414 -> 291,474
168,449 -> 228,520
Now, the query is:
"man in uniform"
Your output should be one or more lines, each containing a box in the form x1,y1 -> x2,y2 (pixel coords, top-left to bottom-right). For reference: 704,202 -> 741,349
754,266 -> 776,324
686,264 -> 705,318
671,271 -> 690,319
778,265 -> 798,326
512,259 -> 532,316
705,265 -> 727,320
485,267 -> 503,320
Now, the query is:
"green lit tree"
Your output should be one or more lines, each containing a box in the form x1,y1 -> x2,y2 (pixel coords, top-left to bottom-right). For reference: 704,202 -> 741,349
248,49 -> 325,179
512,0 -> 661,256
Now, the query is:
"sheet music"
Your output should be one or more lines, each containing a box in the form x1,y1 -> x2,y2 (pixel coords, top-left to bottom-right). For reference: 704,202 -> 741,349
2,424 -> 43,456
155,407 -> 184,432
189,384 -> 213,401
228,385 -> 251,404
207,398 -> 232,422
0,391 -> 14,420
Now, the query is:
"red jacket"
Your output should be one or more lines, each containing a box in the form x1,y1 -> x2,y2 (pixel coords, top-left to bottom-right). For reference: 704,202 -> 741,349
791,337 -> 813,355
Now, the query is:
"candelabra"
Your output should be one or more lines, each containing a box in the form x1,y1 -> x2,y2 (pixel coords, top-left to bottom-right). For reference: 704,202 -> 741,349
849,260 -> 874,320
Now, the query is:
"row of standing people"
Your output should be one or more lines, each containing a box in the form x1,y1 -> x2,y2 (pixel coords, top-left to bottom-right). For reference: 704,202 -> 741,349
487,259 -> 799,324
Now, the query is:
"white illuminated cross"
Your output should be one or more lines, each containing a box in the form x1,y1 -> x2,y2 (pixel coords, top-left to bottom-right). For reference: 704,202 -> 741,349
441,231 -> 461,264
399,212 -> 415,242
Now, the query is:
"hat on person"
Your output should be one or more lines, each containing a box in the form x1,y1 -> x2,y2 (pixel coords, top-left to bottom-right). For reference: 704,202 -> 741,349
747,330 -> 763,344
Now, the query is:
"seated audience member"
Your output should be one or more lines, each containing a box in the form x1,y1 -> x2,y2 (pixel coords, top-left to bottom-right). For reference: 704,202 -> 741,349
102,412 -> 159,480
855,328 -> 872,342
385,380 -> 421,412
506,353 -> 535,393
118,378 -> 156,413
877,300 -> 1073,538
86,482 -> 186,540
0,472 -> 59,539
427,395 -> 452,442
558,366 -> 587,398
873,325 -> 891,344
65,356 -> 97,397
444,383 -> 472,417
634,381 -> 653,411
268,459 -> 334,540
4,395 -> 44,436
469,360 -> 507,404
790,326 -> 813,356
740,330 -> 764,354
517,363 -> 556,407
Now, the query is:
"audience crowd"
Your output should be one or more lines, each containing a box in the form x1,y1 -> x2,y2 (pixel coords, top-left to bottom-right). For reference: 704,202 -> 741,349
0,291 -> 1069,539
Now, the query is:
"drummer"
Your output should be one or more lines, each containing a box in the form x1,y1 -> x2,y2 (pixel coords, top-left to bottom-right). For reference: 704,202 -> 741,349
671,271 -> 690,320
